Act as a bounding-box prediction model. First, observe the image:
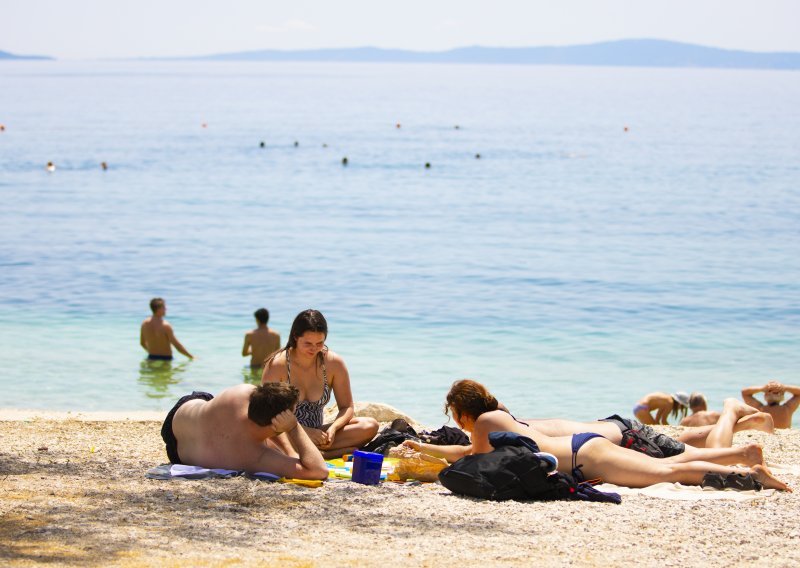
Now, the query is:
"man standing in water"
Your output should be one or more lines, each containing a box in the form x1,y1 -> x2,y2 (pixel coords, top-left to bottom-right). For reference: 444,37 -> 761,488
140,298 -> 194,361
742,380 -> 800,429
242,307 -> 281,368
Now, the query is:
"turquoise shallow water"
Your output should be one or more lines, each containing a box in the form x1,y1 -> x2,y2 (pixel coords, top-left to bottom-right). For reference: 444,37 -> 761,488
0,61 -> 799,426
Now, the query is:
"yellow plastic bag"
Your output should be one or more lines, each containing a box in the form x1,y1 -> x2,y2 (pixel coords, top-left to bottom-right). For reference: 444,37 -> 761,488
388,445 -> 448,482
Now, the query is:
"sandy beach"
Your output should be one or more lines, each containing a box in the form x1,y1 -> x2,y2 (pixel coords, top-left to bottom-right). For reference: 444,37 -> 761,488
1,410 -> 799,567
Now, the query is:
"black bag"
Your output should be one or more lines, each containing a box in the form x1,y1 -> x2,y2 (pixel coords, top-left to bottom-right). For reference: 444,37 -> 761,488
359,426 -> 417,455
438,432 -> 621,504
420,425 -> 471,446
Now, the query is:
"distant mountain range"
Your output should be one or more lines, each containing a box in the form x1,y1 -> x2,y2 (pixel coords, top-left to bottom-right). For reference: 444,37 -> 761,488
3,40 -> 800,69
184,39 -> 800,70
0,49 -> 52,60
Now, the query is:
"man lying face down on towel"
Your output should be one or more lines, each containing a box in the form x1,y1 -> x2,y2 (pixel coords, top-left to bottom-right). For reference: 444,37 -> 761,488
161,383 -> 329,480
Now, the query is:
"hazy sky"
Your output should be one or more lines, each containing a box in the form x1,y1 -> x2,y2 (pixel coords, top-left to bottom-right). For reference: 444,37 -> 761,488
3,0 -> 799,59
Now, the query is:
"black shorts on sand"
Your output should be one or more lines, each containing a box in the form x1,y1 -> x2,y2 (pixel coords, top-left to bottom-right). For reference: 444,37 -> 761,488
600,414 -> 686,457
161,391 -> 214,464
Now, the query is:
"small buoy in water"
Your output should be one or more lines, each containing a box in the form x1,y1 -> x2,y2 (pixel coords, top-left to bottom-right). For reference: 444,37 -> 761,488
475,153 -> 481,159
201,122 -> 208,128
46,161 -> 56,172
101,161 -> 108,170
294,141 -> 299,147
342,157 -> 348,166
259,141 -> 265,148
624,126 -> 629,132
424,162 -> 431,169
396,123 -> 402,129
454,125 -> 460,130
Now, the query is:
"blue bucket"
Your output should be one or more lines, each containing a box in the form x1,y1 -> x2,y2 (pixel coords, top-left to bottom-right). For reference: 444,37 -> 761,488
351,450 -> 384,485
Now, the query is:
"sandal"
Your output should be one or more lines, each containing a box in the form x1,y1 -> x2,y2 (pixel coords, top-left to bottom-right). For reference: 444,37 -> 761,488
702,471 -> 762,491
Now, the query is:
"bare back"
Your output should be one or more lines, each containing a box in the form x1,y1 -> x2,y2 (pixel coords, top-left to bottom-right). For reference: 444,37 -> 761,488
680,410 -> 721,427
171,385 -> 300,475
524,418 -> 623,444
756,405 -> 796,429
472,411 -> 578,472
141,317 -> 172,356
245,327 -> 281,367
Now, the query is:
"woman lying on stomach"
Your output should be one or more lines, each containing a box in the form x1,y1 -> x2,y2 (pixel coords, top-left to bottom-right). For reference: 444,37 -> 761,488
405,379 -> 790,491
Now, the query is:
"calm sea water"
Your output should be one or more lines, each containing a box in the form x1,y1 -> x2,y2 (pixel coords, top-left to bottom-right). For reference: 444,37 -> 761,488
1,61 -> 798,426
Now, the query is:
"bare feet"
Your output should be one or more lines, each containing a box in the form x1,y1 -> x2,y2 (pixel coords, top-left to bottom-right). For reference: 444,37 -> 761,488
752,464 -> 792,492
722,397 -> 759,419
741,443 -> 764,466
735,412 -> 775,434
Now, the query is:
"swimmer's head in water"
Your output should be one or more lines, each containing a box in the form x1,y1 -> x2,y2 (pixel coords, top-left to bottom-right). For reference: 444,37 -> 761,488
149,297 -> 165,315
248,382 -> 300,427
254,307 -> 269,325
445,379 -> 499,426
689,392 -> 708,412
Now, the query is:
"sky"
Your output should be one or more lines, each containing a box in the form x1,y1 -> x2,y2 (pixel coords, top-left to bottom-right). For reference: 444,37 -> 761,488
2,0 -> 799,59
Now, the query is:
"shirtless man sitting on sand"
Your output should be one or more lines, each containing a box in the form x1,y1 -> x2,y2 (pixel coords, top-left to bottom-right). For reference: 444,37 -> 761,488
742,381 -> 800,429
242,307 -> 281,368
161,383 -> 328,480
140,298 -> 194,361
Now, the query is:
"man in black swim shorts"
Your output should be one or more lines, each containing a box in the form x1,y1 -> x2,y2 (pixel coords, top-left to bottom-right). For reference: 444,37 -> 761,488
161,391 -> 214,464
160,383 -> 328,480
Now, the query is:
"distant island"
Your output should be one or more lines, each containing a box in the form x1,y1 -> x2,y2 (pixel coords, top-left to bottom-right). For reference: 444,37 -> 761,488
181,39 -> 799,70
0,49 -> 52,61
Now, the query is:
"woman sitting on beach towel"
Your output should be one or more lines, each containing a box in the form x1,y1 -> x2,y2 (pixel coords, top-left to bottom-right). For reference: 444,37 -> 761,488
407,380 -> 790,491
633,391 -> 691,425
262,309 -> 378,459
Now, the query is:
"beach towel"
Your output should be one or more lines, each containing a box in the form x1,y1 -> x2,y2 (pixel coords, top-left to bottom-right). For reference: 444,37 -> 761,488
145,464 -> 323,487
595,482 -> 776,501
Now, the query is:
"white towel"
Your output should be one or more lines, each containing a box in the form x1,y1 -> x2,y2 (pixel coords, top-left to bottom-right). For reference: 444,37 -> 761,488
595,482 -> 775,501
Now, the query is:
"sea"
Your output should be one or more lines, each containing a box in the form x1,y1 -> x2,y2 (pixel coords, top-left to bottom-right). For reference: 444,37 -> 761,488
1,60 -> 798,427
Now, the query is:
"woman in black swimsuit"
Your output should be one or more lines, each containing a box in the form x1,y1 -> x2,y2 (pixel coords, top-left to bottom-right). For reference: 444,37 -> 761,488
262,309 -> 378,458
406,380 -> 790,491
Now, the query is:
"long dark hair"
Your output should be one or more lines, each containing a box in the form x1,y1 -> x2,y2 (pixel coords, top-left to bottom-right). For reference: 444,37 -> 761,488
265,309 -> 328,367
286,309 -> 328,350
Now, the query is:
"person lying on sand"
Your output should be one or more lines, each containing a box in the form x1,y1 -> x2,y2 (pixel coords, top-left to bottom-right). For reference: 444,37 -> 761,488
742,381 -> 800,429
680,392 -> 722,427
161,383 -> 328,480
515,398 -> 773,467
406,380 -> 790,491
